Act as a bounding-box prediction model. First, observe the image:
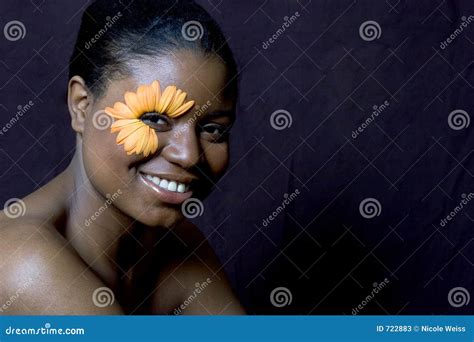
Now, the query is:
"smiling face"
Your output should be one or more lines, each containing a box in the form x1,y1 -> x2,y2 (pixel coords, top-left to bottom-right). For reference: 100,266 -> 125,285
77,50 -> 236,227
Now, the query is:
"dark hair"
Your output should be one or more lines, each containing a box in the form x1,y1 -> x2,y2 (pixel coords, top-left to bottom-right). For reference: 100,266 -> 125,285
69,0 -> 238,99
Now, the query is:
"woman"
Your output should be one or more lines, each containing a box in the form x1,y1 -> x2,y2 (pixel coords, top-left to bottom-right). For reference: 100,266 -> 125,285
0,0 -> 245,315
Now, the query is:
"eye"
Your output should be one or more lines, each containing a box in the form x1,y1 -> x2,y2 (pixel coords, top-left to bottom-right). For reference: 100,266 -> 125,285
199,123 -> 231,143
141,113 -> 172,131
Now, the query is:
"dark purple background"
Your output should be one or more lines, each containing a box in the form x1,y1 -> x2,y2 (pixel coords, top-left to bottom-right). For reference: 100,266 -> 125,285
0,0 -> 473,314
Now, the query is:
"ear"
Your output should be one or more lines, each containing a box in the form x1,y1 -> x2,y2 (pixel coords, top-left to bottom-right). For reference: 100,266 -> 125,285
68,76 -> 92,134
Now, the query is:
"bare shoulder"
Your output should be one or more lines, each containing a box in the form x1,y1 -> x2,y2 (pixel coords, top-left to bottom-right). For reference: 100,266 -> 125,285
0,218 -> 122,315
151,220 -> 245,315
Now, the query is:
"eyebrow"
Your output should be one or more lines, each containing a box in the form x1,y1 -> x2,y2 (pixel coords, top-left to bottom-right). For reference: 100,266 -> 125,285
202,110 -> 235,118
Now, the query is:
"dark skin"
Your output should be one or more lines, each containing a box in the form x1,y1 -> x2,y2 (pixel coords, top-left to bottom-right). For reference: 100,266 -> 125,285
0,50 -> 245,315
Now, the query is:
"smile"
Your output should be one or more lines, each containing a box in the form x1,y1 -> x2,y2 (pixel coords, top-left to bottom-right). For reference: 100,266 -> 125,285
139,172 -> 194,205
144,174 -> 190,193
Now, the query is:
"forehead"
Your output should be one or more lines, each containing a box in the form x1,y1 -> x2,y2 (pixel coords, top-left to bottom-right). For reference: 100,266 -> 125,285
113,50 -> 232,108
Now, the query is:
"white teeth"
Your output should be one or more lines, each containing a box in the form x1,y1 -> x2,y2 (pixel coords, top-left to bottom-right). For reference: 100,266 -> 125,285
159,179 -> 169,189
168,181 -> 177,192
144,174 -> 189,193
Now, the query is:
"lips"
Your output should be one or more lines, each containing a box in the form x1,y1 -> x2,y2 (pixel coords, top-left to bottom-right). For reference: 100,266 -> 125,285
139,172 -> 195,205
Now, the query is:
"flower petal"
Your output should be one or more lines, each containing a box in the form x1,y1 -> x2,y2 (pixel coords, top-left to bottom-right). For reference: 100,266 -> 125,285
116,121 -> 145,145
166,90 -> 186,114
135,126 -> 149,155
124,91 -> 144,118
149,129 -> 158,155
137,84 -> 155,113
152,81 -> 162,111
104,81 -> 197,157
123,126 -> 146,153
105,102 -> 135,119
169,100 -> 195,118
157,85 -> 176,113
111,119 -> 141,133
143,128 -> 155,157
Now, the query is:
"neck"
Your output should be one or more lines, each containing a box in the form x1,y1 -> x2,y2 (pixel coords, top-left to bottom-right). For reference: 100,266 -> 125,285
64,144 -> 139,287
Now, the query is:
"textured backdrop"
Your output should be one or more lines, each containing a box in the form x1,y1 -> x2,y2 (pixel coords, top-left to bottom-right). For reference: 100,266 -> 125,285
0,0 -> 473,314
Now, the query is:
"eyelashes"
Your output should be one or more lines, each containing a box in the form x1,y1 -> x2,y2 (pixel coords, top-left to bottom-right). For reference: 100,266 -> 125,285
141,112 -> 231,143
140,112 -> 172,131
199,123 -> 231,142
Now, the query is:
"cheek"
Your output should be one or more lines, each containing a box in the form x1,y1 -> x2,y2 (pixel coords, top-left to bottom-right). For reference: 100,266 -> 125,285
202,142 -> 229,177
81,114 -> 135,195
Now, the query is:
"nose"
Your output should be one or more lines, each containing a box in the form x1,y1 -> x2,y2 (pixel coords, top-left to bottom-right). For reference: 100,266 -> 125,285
162,125 -> 202,169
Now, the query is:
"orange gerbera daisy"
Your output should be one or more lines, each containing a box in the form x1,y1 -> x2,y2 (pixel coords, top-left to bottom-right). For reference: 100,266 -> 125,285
104,81 -> 194,156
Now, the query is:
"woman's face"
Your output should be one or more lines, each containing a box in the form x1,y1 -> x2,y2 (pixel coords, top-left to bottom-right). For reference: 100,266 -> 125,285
80,50 -> 235,228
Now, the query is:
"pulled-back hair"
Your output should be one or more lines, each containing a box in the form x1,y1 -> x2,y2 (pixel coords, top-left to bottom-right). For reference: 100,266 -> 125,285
69,0 -> 238,99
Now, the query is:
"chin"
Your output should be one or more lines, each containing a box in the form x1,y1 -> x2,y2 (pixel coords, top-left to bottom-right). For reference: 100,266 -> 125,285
134,205 -> 183,228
